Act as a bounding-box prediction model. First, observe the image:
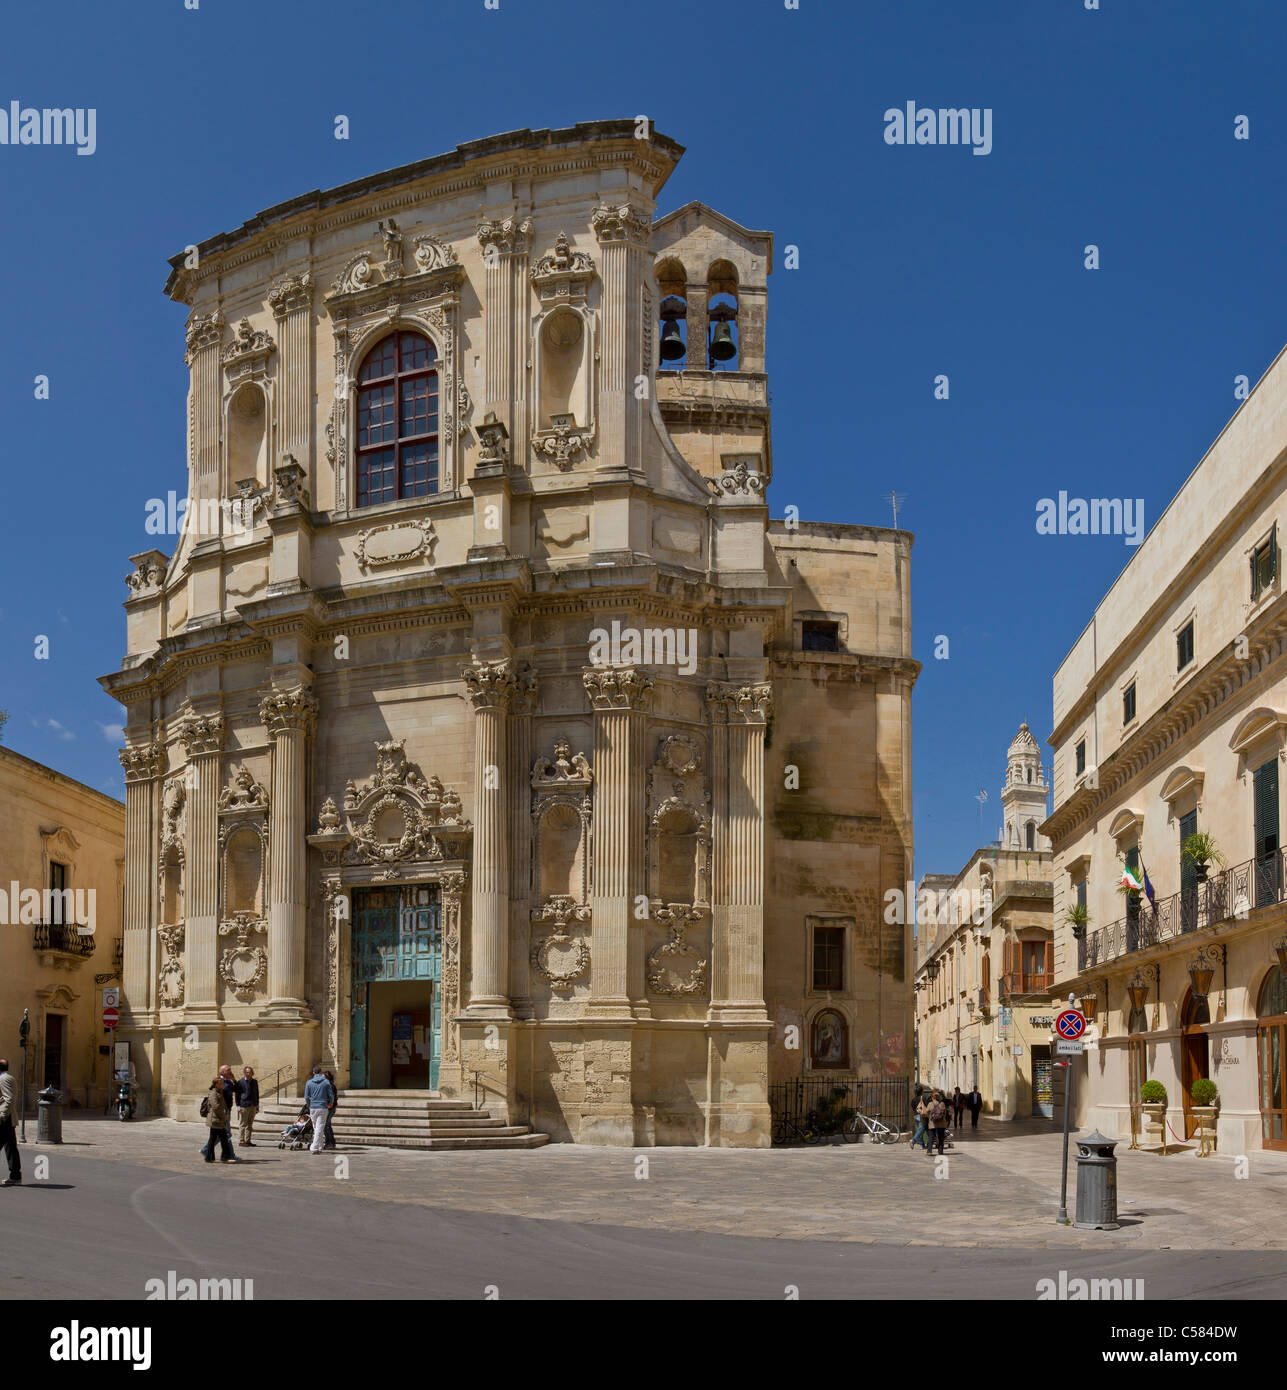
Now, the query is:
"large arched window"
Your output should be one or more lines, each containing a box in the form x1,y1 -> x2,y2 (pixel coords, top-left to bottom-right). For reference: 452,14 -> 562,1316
356,331 -> 439,507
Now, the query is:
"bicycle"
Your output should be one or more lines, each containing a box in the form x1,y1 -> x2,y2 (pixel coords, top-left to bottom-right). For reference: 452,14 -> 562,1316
841,1110 -> 904,1144
771,1109 -> 823,1146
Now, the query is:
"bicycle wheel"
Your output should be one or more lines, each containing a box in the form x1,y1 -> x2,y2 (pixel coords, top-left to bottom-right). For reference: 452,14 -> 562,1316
841,1114 -> 863,1143
876,1122 -> 903,1144
771,1119 -> 791,1146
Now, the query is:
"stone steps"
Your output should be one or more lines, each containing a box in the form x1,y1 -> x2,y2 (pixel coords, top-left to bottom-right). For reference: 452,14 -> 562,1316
252,1090 -> 548,1150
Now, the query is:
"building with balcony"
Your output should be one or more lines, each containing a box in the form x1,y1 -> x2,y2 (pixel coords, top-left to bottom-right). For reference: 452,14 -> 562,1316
1043,335 -> 1287,1153
914,725 -> 1054,1116
98,122 -> 917,1145
0,745 -> 124,1110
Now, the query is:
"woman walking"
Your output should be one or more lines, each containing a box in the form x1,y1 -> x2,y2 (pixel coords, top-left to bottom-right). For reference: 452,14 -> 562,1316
200,1077 -> 238,1163
925,1090 -> 949,1156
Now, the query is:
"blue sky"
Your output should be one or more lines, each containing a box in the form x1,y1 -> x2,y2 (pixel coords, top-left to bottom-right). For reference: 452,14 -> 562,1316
2,0 -> 1285,880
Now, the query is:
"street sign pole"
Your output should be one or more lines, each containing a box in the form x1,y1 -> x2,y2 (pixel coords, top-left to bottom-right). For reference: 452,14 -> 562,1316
1056,996 -> 1082,1223
18,1008 -> 29,1143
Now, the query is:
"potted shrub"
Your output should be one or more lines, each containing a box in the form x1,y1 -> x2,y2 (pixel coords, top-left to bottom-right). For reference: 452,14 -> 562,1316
1190,1077 -> 1219,1156
1181,831 -> 1227,883
1067,902 -> 1090,940
1140,1079 -> 1168,1149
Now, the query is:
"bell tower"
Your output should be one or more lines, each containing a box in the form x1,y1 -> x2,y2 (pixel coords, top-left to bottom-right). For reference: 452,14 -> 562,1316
1001,722 -> 1049,851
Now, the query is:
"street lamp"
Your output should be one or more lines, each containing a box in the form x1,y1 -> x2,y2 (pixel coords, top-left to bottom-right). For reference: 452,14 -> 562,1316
1273,931 -> 1287,977
1126,970 -> 1149,1014
1187,945 -> 1218,1000
1080,988 -> 1099,1022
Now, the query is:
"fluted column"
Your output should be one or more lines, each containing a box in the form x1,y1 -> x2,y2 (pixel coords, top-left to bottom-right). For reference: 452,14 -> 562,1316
184,311 -> 224,496
706,682 -> 772,1021
477,217 -> 532,443
591,204 -> 652,475
463,660 -> 517,1017
508,668 -> 538,1018
260,688 -> 317,1016
583,666 -> 653,1015
268,272 -> 315,468
177,714 -> 225,1016
119,742 -> 164,1019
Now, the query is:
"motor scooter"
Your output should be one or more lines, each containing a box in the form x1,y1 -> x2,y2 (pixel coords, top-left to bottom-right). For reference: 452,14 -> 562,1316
115,1076 -> 134,1121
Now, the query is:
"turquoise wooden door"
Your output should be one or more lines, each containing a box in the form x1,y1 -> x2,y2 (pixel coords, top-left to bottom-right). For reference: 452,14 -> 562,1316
350,885 -> 442,1089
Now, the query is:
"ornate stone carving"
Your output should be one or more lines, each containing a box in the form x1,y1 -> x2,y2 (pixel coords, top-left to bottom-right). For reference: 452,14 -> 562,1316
273,455 -> 310,510
230,477 -> 270,530
533,415 -> 591,470
118,743 -> 163,782
355,517 -> 435,570
317,796 -> 341,832
413,233 -> 459,273
329,251 -> 376,297
378,218 -> 404,279
705,681 -> 773,724
463,660 -> 518,710
267,272 -> 313,317
157,924 -> 185,1007
530,895 -> 591,990
223,318 -> 275,365
530,231 -> 596,307
531,230 -> 594,279
125,550 -> 167,596
583,666 -> 655,712
440,870 -> 466,1062
184,310 -> 223,361
259,687 -> 318,735
476,411 -> 509,466
709,459 -> 765,496
218,911 -> 268,1002
647,906 -> 709,997
162,776 -> 186,835
646,735 -> 711,907
476,215 -> 533,256
590,203 -> 652,246
218,765 -> 268,811
322,878 -> 343,1065
532,738 -> 593,789
177,713 -> 225,756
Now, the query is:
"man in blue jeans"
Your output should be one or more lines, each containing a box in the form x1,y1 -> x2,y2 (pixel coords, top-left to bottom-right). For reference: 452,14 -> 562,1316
909,1083 -> 928,1149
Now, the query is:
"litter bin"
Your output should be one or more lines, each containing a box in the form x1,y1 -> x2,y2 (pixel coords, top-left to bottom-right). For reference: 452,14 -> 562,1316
37,1085 -> 63,1145
1074,1129 -> 1119,1230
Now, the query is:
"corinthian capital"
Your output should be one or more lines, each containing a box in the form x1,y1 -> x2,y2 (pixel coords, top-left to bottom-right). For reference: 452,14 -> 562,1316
462,660 -> 517,711
259,688 -> 318,735
476,216 -> 533,257
184,311 -> 223,362
706,681 -> 772,725
590,203 -> 652,247
118,742 -> 164,782
176,713 -> 226,756
582,666 -> 654,712
267,272 -> 314,317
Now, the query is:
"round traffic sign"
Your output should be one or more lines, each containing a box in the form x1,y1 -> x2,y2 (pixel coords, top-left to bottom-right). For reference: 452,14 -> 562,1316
1056,1009 -> 1085,1039
101,1006 -> 119,1028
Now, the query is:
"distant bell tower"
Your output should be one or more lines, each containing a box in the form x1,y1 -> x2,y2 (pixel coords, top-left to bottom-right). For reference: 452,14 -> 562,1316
1001,722 -> 1050,851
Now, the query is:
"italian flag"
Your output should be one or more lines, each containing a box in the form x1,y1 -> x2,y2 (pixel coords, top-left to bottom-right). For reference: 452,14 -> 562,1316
1119,865 -> 1143,892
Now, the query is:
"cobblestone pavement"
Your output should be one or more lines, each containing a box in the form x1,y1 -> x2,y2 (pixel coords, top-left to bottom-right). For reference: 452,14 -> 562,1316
19,1113 -> 1287,1251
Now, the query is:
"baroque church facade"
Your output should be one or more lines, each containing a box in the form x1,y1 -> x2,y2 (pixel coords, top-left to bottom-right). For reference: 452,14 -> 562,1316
101,121 -> 918,1146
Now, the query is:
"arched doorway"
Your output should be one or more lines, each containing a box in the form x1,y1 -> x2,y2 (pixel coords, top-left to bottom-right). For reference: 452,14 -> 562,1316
1180,987 -> 1211,1140
1256,965 -> 1287,1151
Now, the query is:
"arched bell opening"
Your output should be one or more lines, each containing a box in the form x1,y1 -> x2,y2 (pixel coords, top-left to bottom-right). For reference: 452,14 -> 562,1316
655,257 -> 688,370
707,259 -> 739,371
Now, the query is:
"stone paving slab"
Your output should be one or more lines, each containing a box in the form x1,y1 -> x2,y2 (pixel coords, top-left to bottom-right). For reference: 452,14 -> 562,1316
19,1114 -> 1287,1251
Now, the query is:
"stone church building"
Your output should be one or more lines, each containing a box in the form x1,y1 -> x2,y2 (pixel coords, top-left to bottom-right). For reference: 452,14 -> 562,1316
101,121 -> 917,1146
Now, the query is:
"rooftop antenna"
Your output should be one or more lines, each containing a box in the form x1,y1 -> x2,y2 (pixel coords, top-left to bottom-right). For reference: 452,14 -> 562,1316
885,490 -> 907,530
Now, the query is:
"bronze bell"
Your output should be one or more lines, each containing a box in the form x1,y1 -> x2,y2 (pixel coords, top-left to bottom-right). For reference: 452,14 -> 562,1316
659,318 -> 685,361
708,320 -> 737,363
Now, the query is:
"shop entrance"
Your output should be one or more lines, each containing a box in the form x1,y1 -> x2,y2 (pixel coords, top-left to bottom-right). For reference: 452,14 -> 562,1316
349,884 -> 441,1090
1031,1045 -> 1053,1117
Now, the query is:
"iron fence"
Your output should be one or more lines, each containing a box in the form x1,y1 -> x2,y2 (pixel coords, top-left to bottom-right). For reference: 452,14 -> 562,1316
769,1076 -> 911,1131
1078,851 -> 1283,972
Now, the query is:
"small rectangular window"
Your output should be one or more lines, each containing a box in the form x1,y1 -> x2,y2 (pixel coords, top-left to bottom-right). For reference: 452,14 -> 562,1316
1177,620 -> 1195,671
1252,524 -> 1278,600
801,620 -> 840,653
1123,683 -> 1136,726
812,925 -> 845,991
1075,740 -> 1086,776
1076,880 -> 1087,911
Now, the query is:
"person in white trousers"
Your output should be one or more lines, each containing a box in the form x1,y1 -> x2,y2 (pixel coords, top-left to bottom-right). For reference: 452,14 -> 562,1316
303,1065 -> 334,1154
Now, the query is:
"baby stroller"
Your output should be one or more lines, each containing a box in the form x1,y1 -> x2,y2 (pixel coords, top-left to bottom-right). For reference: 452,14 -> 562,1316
279,1112 -> 313,1150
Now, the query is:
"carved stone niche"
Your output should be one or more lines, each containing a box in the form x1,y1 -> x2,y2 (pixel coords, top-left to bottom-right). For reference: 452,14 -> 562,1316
309,739 -> 471,882
646,734 -> 711,908
157,924 -> 185,1008
218,767 -> 269,920
531,738 -> 593,905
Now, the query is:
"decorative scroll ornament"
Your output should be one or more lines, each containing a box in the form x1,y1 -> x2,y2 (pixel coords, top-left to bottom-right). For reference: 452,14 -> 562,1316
533,414 -> 591,470
531,230 -> 594,279
708,459 -> 765,496
125,550 -> 167,595
218,765 -> 268,811
532,738 -> 593,789
218,912 -> 268,1002
355,516 -> 435,570
157,924 -> 185,1007
530,895 -> 591,990
329,251 -> 376,297
647,906 -> 709,997
413,233 -> 459,273
222,318 -> 275,366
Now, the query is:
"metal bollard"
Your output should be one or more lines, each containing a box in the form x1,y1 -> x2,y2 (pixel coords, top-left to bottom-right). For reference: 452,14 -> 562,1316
36,1085 -> 63,1145
1073,1129 -> 1119,1230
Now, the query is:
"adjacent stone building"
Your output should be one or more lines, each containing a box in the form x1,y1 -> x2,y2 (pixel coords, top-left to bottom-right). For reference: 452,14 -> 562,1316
1044,333 -> 1287,1154
914,726 -> 1055,1116
0,746 -> 125,1110
100,121 -> 917,1145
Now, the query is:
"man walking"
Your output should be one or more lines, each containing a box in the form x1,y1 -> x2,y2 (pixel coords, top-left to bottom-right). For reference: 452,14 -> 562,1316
0,1058 -> 21,1186
218,1064 -> 238,1158
304,1065 -> 334,1155
235,1066 -> 259,1148
909,1082 -> 928,1150
968,1084 -> 983,1129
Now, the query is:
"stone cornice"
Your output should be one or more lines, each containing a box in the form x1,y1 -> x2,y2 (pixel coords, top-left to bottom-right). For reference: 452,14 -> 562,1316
1044,601 -> 1287,844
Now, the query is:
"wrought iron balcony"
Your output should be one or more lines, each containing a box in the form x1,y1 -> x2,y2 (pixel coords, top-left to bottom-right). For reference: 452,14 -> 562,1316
1076,851 -> 1283,972
33,921 -> 97,958
1000,971 -> 1053,997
